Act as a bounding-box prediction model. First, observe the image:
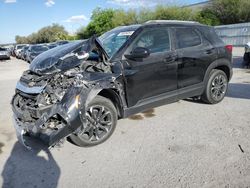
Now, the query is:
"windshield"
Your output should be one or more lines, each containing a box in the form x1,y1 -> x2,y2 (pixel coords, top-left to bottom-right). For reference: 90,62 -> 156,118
98,27 -> 138,57
17,45 -> 25,49
0,47 -> 7,51
32,46 -> 49,52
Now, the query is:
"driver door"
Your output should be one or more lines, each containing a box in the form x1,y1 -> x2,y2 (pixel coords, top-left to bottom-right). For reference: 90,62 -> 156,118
122,27 -> 178,107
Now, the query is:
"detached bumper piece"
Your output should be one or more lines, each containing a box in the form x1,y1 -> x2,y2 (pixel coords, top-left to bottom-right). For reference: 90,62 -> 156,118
11,89 -> 82,149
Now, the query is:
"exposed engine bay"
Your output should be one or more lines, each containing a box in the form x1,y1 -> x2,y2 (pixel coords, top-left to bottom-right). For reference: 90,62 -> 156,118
11,37 -> 125,149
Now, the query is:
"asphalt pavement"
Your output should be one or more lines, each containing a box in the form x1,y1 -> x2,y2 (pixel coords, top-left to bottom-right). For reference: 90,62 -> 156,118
0,48 -> 250,188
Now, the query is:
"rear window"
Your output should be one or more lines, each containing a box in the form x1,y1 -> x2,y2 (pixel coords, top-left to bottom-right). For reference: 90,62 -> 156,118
17,45 -> 25,49
0,47 -> 7,51
175,28 -> 201,49
200,26 -> 224,45
32,46 -> 48,52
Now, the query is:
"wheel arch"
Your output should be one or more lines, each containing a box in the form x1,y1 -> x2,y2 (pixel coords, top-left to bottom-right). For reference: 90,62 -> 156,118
203,58 -> 232,83
98,89 -> 124,119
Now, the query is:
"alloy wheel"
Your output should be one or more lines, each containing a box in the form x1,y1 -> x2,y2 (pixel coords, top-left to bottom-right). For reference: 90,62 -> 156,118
79,105 -> 113,143
211,74 -> 227,101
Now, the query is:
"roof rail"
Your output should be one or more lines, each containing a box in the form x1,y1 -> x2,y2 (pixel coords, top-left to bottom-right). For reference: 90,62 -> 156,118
145,20 -> 199,24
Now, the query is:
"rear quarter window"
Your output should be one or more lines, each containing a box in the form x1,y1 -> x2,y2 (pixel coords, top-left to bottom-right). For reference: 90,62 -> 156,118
175,27 -> 202,49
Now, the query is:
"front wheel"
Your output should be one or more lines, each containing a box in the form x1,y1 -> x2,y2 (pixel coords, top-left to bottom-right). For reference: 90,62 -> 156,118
201,69 -> 228,104
69,95 -> 117,147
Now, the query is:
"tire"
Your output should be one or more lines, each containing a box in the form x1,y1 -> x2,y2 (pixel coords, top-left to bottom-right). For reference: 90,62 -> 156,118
201,69 -> 228,104
69,95 -> 117,147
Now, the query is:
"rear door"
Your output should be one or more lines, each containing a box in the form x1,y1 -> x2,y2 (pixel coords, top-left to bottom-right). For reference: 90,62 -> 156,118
122,26 -> 178,107
173,26 -> 217,88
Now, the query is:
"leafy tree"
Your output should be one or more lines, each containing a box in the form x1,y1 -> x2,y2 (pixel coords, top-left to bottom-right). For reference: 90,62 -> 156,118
84,8 -> 115,37
15,24 -> 68,44
153,6 -> 195,21
202,0 -> 250,24
137,8 -> 155,23
195,9 -> 220,26
112,9 -> 138,26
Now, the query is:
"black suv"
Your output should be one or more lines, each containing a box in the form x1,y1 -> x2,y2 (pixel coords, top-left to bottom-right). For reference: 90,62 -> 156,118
12,20 -> 233,149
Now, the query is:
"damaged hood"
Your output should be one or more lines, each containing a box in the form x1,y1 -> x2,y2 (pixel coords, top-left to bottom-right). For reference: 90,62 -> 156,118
29,37 -> 108,75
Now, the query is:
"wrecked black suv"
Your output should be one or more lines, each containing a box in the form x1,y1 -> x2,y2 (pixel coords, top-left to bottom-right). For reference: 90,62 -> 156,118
12,20 -> 233,149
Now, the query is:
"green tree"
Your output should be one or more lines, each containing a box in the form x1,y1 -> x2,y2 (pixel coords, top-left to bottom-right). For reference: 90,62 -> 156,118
195,9 -> 220,26
112,9 -> 138,26
85,8 -> 115,37
153,6 -> 195,21
202,0 -> 250,24
15,24 -> 68,44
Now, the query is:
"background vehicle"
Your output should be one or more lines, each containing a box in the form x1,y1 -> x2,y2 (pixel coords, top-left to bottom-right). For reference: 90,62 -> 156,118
12,21 -> 233,149
20,46 -> 30,60
47,43 -> 57,49
243,42 -> 250,68
26,45 -> 49,63
14,44 -> 28,58
0,47 -> 11,60
56,40 -> 69,46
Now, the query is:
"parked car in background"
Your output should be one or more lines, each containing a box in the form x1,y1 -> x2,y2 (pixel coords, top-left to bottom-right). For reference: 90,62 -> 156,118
26,45 -> 49,63
14,44 -> 28,58
56,40 -> 69,46
243,42 -> 250,68
47,43 -> 58,49
12,21 -> 233,149
0,47 -> 11,60
20,46 -> 30,60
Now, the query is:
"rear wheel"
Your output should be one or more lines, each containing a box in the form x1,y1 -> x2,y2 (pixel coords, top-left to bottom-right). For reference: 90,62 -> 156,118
201,69 -> 228,104
69,95 -> 117,147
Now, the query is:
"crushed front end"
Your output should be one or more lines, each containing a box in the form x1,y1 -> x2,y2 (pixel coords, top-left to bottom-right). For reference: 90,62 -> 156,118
11,70 -> 84,148
11,38 -> 122,149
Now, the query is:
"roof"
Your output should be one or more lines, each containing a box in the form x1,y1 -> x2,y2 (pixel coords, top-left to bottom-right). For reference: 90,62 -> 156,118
143,20 -> 202,26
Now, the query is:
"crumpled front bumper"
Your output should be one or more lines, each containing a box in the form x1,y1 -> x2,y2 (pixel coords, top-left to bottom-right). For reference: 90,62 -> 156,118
11,87 -> 84,149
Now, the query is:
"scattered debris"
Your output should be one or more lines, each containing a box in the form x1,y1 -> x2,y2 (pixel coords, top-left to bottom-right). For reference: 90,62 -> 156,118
238,144 -> 244,153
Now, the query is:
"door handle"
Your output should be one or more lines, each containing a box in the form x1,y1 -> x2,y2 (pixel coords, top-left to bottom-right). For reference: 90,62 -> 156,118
164,54 -> 177,63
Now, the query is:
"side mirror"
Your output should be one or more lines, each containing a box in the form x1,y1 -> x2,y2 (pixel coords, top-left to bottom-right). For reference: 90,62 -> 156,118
125,47 -> 150,60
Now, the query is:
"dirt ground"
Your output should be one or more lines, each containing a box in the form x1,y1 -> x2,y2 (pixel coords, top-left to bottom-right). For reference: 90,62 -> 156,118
0,48 -> 249,188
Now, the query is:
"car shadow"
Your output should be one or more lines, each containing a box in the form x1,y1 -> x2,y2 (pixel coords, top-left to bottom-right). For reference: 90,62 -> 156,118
233,56 -> 244,68
226,83 -> 250,100
184,83 -> 250,104
1,142 -> 60,188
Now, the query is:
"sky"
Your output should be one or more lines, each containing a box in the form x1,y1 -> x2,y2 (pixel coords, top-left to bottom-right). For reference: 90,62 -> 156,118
0,0 -> 207,44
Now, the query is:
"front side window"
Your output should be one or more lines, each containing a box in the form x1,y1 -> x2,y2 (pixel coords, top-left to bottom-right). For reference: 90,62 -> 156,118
130,27 -> 170,54
175,27 -> 201,49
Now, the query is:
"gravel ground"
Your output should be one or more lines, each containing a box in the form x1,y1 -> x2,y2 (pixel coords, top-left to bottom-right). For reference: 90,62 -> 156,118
0,48 -> 250,188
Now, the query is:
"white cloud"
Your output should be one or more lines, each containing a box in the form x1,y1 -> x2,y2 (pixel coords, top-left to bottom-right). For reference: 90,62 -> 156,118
4,0 -> 17,3
107,0 -> 174,7
45,0 -> 55,7
64,15 -> 89,23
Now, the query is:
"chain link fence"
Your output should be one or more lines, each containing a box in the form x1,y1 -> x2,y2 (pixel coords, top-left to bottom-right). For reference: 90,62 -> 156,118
215,22 -> 250,46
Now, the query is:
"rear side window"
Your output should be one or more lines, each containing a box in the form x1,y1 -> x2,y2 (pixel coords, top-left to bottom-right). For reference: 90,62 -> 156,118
175,28 -> 201,49
130,27 -> 170,53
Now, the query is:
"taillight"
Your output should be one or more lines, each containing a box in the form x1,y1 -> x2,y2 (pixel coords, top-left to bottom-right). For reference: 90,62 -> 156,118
225,45 -> 233,53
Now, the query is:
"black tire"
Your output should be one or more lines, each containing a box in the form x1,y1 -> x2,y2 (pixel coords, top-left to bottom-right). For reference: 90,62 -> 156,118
69,95 -> 117,147
201,69 -> 228,104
